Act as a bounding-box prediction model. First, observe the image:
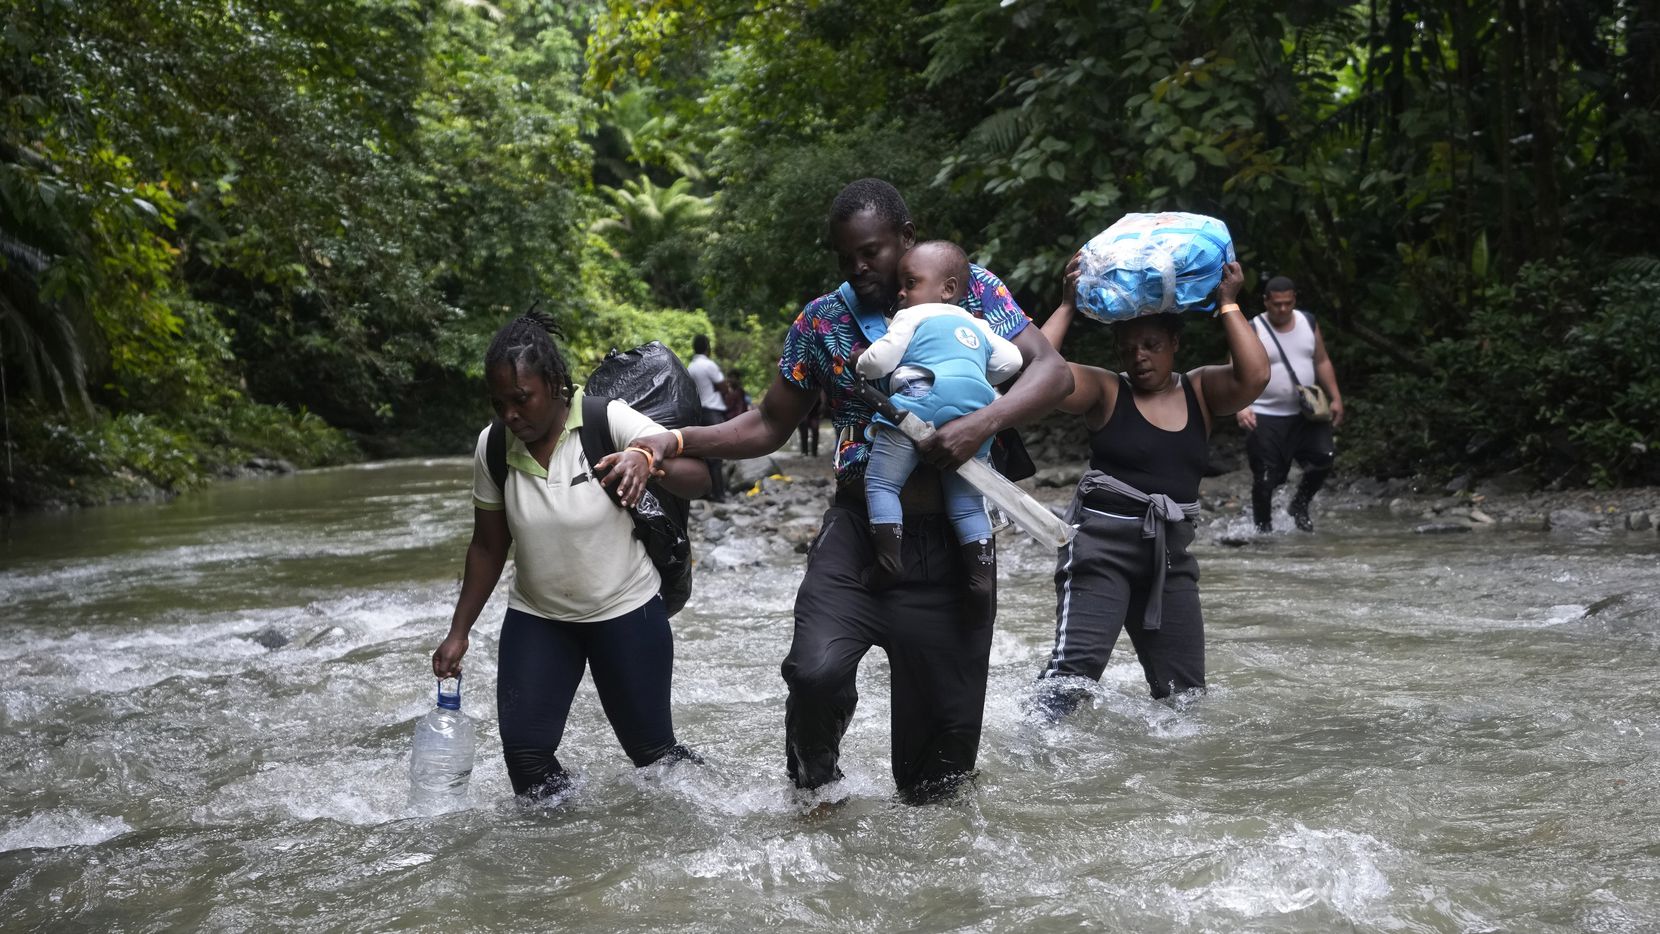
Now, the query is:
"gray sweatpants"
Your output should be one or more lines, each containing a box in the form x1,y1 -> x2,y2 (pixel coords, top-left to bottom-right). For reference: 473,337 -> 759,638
1037,504 -> 1205,699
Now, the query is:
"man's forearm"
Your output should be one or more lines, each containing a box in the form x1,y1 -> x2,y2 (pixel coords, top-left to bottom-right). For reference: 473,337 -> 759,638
981,328 -> 1074,431
640,375 -> 814,465
680,408 -> 792,460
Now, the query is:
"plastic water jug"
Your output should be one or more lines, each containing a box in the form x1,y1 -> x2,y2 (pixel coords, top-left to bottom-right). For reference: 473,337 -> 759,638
409,676 -> 475,803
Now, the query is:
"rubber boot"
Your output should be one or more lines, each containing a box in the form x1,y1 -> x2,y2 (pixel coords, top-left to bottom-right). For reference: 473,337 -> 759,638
864,523 -> 905,591
1251,483 -> 1275,532
1287,495 -> 1313,532
1033,681 -> 1092,722
1289,469 -> 1329,532
652,743 -> 704,767
959,538 -> 997,628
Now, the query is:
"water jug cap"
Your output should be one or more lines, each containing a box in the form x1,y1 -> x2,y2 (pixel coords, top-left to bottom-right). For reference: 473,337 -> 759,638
436,675 -> 461,710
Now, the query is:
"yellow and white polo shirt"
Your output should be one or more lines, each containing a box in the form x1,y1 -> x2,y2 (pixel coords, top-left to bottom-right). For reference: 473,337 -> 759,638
471,390 -> 665,623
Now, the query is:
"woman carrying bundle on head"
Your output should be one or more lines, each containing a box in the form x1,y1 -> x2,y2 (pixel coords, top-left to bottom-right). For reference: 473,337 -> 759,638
1035,242 -> 1269,717
431,311 -> 709,800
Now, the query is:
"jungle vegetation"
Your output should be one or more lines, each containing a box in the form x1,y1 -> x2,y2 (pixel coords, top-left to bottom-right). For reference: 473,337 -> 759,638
3,0 -> 1656,506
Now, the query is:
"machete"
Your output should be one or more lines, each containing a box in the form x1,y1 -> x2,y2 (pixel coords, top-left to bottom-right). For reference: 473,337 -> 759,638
854,381 -> 1075,547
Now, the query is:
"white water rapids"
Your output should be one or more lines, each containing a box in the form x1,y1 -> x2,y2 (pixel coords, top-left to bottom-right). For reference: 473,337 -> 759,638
2,458 -> 1657,932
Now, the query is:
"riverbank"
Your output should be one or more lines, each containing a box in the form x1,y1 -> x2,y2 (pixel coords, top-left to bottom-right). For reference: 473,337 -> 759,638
695,415 -> 1660,549
0,403 -> 359,512
10,408 -> 1658,538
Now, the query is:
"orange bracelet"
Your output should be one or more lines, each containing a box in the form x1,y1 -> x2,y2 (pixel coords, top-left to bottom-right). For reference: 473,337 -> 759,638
625,445 -> 656,472
670,428 -> 685,456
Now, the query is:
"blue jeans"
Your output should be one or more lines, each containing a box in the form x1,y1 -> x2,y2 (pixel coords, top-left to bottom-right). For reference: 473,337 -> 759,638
864,425 -> 991,544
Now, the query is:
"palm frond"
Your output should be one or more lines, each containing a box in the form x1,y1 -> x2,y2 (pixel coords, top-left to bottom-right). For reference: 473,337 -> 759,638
1608,256 -> 1660,281
966,109 -> 1029,156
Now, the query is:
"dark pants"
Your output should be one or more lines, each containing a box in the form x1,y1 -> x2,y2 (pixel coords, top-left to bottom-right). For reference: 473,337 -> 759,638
781,491 -> 995,801
1246,413 -> 1335,529
701,406 -> 728,501
495,600 -> 681,797
1038,507 -> 1204,704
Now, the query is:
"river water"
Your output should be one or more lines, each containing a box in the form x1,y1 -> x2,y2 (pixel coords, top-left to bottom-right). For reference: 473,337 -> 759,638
2,458 -> 1657,932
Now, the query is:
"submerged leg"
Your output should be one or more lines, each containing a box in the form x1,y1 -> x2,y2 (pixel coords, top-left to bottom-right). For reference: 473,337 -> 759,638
496,608 -> 586,797
781,506 -> 878,790
887,514 -> 994,800
1289,420 -> 1336,532
586,596 -> 687,768
1036,510 -> 1135,715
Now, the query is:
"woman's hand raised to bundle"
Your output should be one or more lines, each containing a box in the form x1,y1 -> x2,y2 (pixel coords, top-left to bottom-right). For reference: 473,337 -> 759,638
1062,250 -> 1083,306
1217,261 -> 1244,308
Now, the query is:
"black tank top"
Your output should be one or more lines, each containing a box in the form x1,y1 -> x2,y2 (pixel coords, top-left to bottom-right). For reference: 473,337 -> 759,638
1087,374 -> 1208,503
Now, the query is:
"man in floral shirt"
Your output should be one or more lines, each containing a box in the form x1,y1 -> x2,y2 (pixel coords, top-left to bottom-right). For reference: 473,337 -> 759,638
635,179 -> 1071,803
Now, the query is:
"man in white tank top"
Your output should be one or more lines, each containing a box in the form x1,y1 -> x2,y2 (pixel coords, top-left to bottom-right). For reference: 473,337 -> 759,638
1235,276 -> 1344,531
687,334 -> 730,501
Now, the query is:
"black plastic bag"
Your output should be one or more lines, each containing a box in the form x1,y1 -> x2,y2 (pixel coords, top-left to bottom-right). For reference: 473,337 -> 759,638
585,341 -> 701,433
990,427 -> 1037,482
582,344 -> 698,616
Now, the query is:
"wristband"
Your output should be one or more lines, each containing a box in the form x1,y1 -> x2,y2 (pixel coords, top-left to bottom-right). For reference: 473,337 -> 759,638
625,445 -> 655,472
1217,302 -> 1241,317
670,428 -> 685,456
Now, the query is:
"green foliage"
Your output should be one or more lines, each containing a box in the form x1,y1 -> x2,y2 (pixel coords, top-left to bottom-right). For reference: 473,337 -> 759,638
3,400 -> 355,507
594,0 -> 1660,487
7,0 -> 1658,506
416,1 -> 593,319
592,175 -> 713,307
591,86 -> 707,186
1349,261 -> 1660,486
699,118 -> 989,328
564,299 -> 716,377
710,313 -> 787,405
1467,264 -> 1660,486
0,82 -> 193,413
3,0 -> 604,506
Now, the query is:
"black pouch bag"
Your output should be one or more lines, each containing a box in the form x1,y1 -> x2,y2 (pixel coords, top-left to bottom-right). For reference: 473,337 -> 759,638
990,427 -> 1037,482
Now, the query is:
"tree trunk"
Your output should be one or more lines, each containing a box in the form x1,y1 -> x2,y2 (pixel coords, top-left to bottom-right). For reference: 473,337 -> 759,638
1497,0 -> 1522,264
1523,0 -> 1561,256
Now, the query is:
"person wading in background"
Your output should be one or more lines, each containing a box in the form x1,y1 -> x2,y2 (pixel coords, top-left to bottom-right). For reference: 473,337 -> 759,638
686,334 -> 729,502
1236,275 -> 1344,532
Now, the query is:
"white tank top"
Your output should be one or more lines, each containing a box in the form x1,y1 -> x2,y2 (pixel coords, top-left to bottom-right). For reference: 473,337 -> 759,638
1250,311 -> 1317,417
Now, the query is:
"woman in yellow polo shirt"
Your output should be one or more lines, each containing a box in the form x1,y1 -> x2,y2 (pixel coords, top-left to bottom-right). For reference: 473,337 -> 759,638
431,312 -> 709,799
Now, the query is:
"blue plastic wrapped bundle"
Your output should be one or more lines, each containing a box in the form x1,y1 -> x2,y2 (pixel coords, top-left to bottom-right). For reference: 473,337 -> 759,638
1074,213 -> 1236,323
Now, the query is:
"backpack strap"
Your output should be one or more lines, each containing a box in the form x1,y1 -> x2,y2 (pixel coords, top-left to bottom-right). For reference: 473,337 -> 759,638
485,420 -> 508,494
578,393 -> 623,506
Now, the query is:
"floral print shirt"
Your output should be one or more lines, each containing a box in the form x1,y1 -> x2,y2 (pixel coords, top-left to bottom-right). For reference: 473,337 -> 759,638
778,263 -> 1030,484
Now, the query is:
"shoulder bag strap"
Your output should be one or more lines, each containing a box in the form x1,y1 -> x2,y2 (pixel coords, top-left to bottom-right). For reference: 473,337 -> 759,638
1258,316 -> 1303,388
